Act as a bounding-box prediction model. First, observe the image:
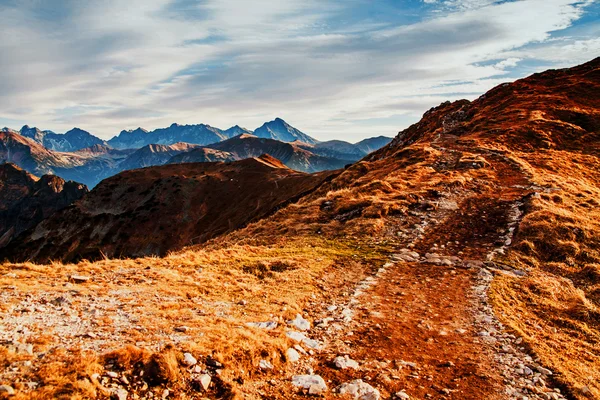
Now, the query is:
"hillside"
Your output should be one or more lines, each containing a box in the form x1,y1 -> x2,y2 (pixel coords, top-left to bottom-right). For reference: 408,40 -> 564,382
1,155 -> 337,262
171,134 -> 350,172
117,143 -> 199,171
0,59 -> 599,400
0,163 -> 87,247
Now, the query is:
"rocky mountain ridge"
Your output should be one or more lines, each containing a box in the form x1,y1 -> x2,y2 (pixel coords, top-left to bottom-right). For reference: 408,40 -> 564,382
0,163 -> 87,247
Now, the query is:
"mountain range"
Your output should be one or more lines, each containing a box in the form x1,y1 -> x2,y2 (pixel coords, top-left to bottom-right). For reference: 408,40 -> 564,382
1,118 -> 391,187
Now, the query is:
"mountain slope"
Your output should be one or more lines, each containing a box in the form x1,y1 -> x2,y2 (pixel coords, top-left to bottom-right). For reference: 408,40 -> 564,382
253,118 -> 318,144
223,125 -> 253,138
235,57 -> 600,399
171,134 -> 349,172
167,147 -> 236,164
117,143 -> 199,171
355,135 -> 392,153
1,155 -> 337,262
0,163 -> 87,247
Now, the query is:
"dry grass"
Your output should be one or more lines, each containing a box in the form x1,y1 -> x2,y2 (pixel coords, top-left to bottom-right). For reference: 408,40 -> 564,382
489,149 -> 600,399
0,236 -> 389,398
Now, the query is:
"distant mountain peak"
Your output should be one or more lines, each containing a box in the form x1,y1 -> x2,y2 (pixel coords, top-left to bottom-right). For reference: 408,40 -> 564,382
253,118 -> 318,145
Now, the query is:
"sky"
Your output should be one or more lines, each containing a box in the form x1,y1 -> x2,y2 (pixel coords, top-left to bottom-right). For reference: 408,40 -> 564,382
1,0 -> 599,143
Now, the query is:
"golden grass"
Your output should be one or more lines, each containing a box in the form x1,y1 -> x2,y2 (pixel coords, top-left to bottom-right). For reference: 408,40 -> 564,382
489,149 -> 600,399
0,236 -> 389,399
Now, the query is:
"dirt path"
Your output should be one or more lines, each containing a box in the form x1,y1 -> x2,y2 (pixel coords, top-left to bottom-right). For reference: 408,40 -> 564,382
270,135 -> 568,399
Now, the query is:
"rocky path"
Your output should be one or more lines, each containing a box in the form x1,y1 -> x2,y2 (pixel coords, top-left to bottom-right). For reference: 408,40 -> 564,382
269,136 -> 568,399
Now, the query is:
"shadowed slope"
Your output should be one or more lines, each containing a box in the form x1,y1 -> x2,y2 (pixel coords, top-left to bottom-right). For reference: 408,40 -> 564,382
1,155 -> 338,262
0,163 -> 87,247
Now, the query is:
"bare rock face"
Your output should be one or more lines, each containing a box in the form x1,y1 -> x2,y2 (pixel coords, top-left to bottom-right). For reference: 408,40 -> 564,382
0,163 -> 87,247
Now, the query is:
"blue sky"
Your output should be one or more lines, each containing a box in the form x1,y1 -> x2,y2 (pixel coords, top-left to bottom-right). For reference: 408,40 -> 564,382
1,0 -> 599,142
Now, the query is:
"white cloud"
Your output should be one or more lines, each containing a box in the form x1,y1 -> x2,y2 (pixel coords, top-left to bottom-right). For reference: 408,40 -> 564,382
0,0 -> 597,142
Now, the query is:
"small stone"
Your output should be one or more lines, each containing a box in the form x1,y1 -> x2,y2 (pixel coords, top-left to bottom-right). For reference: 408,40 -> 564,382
197,374 -> 211,391
291,375 -> 327,393
395,391 -> 410,399
161,388 -> 169,399
286,348 -> 301,363
246,321 -> 278,330
112,388 -> 128,400
0,385 -> 15,395
259,360 -> 274,370
70,275 -> 90,283
106,371 -> 119,378
536,366 -> 552,375
174,326 -> 190,333
337,379 -> 380,400
333,355 -> 359,370
288,314 -> 311,331
183,353 -> 197,366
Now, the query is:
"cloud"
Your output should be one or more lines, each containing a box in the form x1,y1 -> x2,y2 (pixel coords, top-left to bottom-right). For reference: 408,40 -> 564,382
0,0 -> 597,141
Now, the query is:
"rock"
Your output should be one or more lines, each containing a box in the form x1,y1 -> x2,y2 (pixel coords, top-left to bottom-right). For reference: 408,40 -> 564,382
197,374 -> 211,391
183,352 -> 197,366
286,331 -> 307,342
111,388 -> 128,400
246,321 -> 278,330
303,337 -> 323,350
259,360 -> 274,370
70,275 -> 90,283
106,371 -> 119,378
327,305 -> 338,312
291,375 -> 327,393
309,384 -> 326,395
174,326 -> 190,333
0,385 -> 15,395
288,314 -> 311,331
161,388 -> 169,399
286,348 -> 301,363
395,391 -> 410,399
333,355 -> 359,370
337,379 -> 380,400
536,366 -> 552,375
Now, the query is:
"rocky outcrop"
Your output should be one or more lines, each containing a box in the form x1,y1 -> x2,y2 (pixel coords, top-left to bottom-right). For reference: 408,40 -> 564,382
0,163 -> 87,247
